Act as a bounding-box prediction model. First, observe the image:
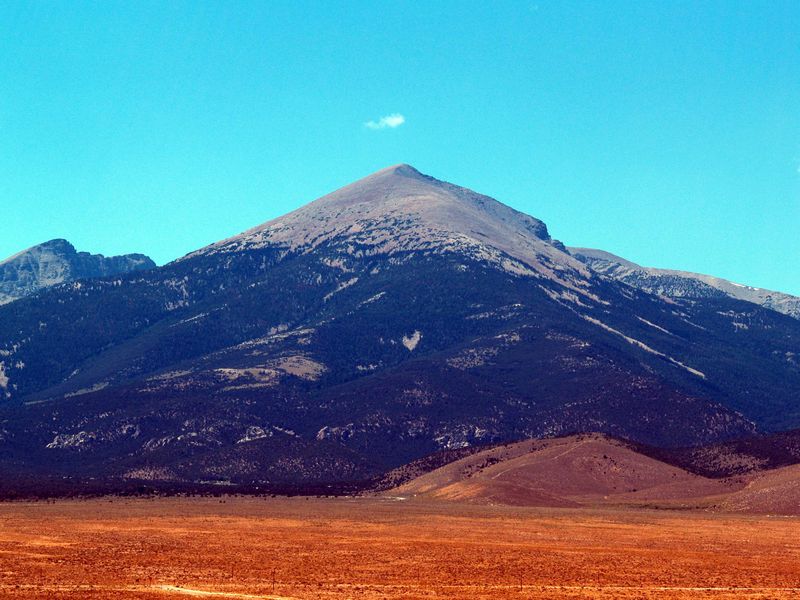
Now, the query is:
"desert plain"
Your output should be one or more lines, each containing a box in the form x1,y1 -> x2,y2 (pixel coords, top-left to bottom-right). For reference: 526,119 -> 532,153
1,496 -> 799,599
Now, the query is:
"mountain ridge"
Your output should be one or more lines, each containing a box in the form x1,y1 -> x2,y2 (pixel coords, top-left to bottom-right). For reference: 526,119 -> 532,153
0,239 -> 156,305
570,246 -> 800,319
187,164 -> 590,290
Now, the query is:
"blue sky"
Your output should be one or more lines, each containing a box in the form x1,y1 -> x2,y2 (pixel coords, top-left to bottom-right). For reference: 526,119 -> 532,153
2,1 -> 798,294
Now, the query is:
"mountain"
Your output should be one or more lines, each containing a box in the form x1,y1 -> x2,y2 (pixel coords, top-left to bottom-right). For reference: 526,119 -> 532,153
378,428 -> 800,490
0,239 -> 155,305
387,434 -> 739,508
569,247 -> 800,320
189,164 -> 577,280
0,164 -> 798,493
385,432 -> 800,514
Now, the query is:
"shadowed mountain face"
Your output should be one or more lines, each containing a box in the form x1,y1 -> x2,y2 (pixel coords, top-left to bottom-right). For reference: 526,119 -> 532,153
0,239 -> 155,305
569,247 -> 800,320
640,428 -> 800,478
0,165 -> 798,492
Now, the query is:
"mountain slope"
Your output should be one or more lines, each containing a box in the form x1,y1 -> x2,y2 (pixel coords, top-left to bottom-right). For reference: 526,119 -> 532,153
0,239 -> 155,305
716,463 -> 800,514
640,428 -> 800,478
570,247 -> 800,319
388,434 -> 740,507
0,165 -> 798,491
191,164 -> 584,282
386,432 -> 800,514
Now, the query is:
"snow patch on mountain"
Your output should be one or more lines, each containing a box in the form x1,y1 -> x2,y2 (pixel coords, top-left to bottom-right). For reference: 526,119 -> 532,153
636,316 -> 674,336
446,331 -> 521,370
237,426 -> 273,444
582,315 -> 706,378
0,361 -> 8,398
214,355 -> 325,390
324,277 -> 359,301
402,331 -> 422,351
46,431 -> 96,450
64,381 -> 110,398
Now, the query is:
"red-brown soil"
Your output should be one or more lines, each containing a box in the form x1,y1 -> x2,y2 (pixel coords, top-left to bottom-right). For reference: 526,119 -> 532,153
716,463 -> 800,514
392,434 -> 745,508
2,497 -> 800,599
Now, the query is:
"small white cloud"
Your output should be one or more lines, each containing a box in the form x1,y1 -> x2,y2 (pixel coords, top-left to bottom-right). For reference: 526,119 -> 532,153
365,113 -> 405,130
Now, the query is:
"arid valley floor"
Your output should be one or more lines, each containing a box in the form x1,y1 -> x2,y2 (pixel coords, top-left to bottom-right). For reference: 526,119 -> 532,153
1,497 -> 800,599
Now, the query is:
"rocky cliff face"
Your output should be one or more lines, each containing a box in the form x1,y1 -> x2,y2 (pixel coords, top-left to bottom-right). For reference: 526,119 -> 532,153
0,239 -> 155,305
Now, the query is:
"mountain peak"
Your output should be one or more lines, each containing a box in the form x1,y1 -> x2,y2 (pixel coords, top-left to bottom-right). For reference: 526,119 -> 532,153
363,163 -> 441,187
370,163 -> 424,178
39,238 -> 75,250
1,239 -> 75,266
291,163 -> 454,215
0,240 -> 155,305
192,165 -> 591,285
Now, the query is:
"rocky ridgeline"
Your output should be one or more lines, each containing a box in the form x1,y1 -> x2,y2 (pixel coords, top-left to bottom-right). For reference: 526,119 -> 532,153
0,239 -> 155,305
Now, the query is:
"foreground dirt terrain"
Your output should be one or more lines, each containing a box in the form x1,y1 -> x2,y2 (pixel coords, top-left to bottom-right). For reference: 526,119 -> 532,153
1,497 -> 800,599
